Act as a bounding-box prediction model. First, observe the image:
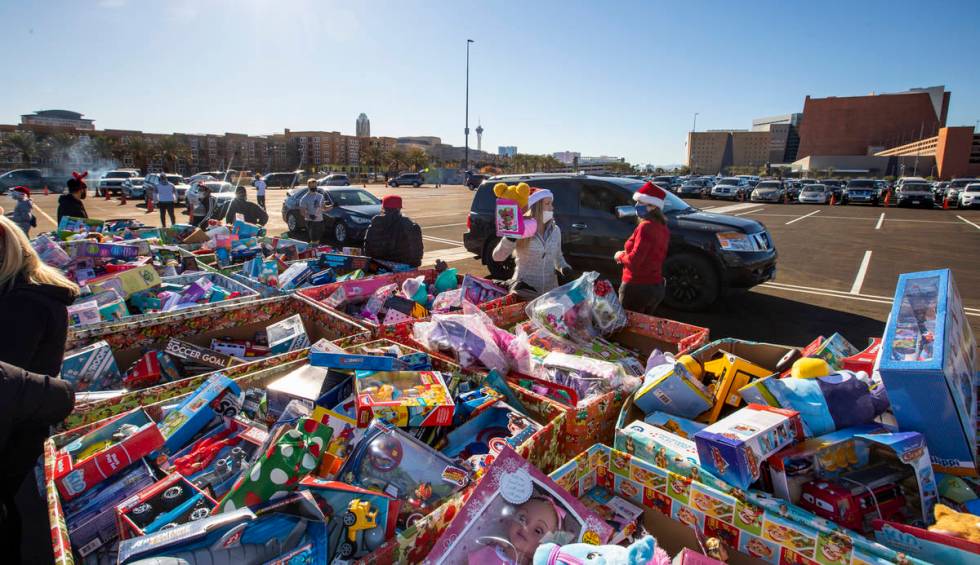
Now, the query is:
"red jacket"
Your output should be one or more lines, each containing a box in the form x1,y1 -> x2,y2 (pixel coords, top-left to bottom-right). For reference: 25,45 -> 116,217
620,219 -> 669,285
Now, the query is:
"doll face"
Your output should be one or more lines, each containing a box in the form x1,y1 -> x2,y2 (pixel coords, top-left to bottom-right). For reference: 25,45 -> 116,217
507,498 -> 559,558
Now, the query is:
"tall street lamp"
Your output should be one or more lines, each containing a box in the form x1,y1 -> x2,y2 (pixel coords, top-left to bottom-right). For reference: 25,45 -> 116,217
690,112 -> 699,173
464,39 -> 475,171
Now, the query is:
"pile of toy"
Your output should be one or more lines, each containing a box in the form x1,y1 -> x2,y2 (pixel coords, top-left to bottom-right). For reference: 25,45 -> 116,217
236,251 -> 412,296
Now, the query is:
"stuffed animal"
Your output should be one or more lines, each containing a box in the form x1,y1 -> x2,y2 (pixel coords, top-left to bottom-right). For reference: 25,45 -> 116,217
929,504 -> 980,544
494,182 -> 532,209
533,535 -> 671,565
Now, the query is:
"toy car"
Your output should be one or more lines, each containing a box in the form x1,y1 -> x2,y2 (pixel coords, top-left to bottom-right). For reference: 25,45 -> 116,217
338,499 -> 378,558
799,463 -> 909,533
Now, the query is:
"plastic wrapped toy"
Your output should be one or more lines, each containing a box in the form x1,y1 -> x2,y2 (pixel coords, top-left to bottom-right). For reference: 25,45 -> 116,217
539,351 -> 642,405
413,305 -> 510,373
533,535 -> 671,565
526,272 -> 628,344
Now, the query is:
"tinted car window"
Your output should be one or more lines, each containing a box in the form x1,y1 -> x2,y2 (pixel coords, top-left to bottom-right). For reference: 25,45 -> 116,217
847,180 -> 875,188
329,189 -> 380,206
474,182 -> 497,211
579,181 -> 631,217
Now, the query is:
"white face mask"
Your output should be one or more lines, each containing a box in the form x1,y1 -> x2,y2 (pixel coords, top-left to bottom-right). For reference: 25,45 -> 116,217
542,210 -> 554,223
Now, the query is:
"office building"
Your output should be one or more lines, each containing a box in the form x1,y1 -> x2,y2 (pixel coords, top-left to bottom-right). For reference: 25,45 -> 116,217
552,151 -> 581,165
499,146 -> 518,157
687,130 -> 771,174
875,126 -> 980,179
751,113 -> 802,132
356,113 -> 370,137
20,109 -> 95,131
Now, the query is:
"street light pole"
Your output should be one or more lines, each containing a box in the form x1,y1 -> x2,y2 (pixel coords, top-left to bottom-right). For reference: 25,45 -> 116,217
464,39 -> 474,171
690,112 -> 699,173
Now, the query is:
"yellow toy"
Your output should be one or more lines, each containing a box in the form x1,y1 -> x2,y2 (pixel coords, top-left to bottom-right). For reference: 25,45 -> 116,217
677,355 -> 702,379
928,504 -> 980,544
698,352 -> 773,424
493,182 -> 531,210
791,358 -> 832,379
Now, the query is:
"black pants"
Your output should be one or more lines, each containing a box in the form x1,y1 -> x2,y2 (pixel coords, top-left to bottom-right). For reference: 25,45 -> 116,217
307,220 -> 325,244
158,201 -> 176,227
257,195 -> 266,209
618,281 -> 666,314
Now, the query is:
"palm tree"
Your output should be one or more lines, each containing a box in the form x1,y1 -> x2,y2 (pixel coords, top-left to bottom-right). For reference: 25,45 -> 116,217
4,132 -> 37,165
124,137 -> 154,174
360,143 -> 384,179
48,132 -> 77,165
91,135 -> 119,163
156,135 -> 191,173
406,147 -> 428,172
386,147 -> 408,175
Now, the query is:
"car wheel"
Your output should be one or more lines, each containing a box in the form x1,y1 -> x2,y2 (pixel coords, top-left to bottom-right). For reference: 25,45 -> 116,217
413,182 -> 420,188
482,238 -> 515,280
334,221 -> 348,244
286,211 -> 303,234
662,252 -> 720,311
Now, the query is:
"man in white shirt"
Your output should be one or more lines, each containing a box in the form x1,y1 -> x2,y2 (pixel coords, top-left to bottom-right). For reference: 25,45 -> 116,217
298,179 -> 325,244
253,173 -> 267,209
154,174 -> 177,227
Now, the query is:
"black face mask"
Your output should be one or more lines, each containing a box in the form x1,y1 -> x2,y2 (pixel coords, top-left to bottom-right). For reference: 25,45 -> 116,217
78,190 -> 87,200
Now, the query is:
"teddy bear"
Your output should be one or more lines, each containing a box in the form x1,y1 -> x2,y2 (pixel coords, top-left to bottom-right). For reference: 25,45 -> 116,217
928,503 -> 980,544
494,181 -> 532,209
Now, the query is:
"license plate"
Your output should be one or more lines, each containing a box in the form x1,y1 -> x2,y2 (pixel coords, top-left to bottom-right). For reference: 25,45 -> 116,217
912,200 -> 920,204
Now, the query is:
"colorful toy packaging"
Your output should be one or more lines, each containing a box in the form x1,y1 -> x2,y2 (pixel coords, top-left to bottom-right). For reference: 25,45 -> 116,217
115,473 -> 218,539
299,477 -> 400,560
878,268 -> 977,476
494,182 -> 537,238
60,339 -> 123,392
265,313 -> 310,354
354,370 -> 455,427
54,408 -> 165,500
265,363 -> 352,417
525,272 -> 628,344
166,417 -> 269,499
426,445 -> 614,564
441,400 -> 542,469
634,359 -> 714,419
155,373 -> 243,456
693,404 -> 803,490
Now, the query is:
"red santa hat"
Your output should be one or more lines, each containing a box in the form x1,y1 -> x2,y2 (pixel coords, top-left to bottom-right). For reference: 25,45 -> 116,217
633,182 -> 666,209
526,187 -> 554,209
11,186 -> 30,197
381,194 -> 403,209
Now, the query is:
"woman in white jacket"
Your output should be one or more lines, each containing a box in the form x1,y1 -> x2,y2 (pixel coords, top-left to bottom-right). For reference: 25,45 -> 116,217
492,188 -> 571,298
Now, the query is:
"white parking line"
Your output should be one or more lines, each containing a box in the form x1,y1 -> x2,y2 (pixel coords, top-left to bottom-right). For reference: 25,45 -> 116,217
785,210 -> 820,225
33,205 -> 56,226
421,246 -> 474,266
850,251 -> 872,295
957,215 -> 980,230
422,222 -> 467,230
761,282 -> 980,317
704,202 -> 762,214
875,213 -> 885,230
422,235 -> 464,245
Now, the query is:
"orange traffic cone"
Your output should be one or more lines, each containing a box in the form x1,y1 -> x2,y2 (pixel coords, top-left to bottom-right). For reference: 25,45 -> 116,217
104,189 -> 111,200
44,185 -> 49,196
883,190 -> 891,207
146,198 -> 154,213
943,196 -> 950,210
119,191 -> 126,205
829,194 -> 836,206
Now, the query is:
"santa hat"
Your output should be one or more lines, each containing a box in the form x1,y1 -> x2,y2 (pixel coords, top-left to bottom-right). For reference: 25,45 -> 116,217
382,194 -> 402,209
526,187 -> 554,209
11,186 -> 30,197
633,182 -> 666,209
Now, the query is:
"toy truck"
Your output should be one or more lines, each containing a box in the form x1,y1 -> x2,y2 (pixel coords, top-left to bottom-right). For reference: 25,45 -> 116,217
337,499 -> 378,558
799,463 -> 909,533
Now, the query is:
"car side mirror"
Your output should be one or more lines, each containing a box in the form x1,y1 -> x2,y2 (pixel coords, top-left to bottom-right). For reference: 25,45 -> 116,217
616,205 -> 637,218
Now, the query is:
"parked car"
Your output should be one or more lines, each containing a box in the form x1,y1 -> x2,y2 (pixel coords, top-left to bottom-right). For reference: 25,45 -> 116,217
388,173 -> 423,188
841,179 -> 879,206
957,183 -> 980,209
96,169 -> 141,196
946,178 -> 979,204
262,171 -> 304,189
463,174 -> 777,311
317,174 -> 351,187
750,180 -> 785,203
709,177 -> 746,200
186,181 -> 237,218
465,172 -> 489,190
652,176 -> 676,192
933,181 -> 950,202
122,177 -> 146,199
798,184 -> 830,204
282,186 -> 381,244
145,173 -> 190,202
818,179 -> 844,201
677,179 -> 708,198
0,168 -> 47,193
894,181 -> 934,208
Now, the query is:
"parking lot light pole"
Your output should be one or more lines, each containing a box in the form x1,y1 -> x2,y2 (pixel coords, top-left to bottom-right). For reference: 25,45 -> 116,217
690,112 -> 699,173
464,39 -> 474,172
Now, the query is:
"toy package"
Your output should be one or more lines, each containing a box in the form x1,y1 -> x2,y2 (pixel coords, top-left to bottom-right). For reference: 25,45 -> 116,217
32,233 -> 72,267
309,404 -> 364,477
525,272 -> 628,344
310,339 -> 431,372
354,370 -> 455,427
167,418 -> 269,499
494,182 -> 537,238
412,307 -> 510,373
426,445 -> 613,564
155,373 -> 243,456
265,313 -> 310,354
164,338 -> 239,369
538,351 -> 642,405
55,408 -> 165,500
643,411 -> 708,440
67,299 -> 101,326
116,473 -> 218,539
60,339 -> 123,392
694,404 -> 803,490
841,337 -> 883,375
577,486 -> 645,545
634,359 -> 713,419
299,478 -> 400,560
266,364 -> 352,418
808,332 -> 860,370
441,401 -> 542,469
86,264 -> 162,299
338,420 -> 470,529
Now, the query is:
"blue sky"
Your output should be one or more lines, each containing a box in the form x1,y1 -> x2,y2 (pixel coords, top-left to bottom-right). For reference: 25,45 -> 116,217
2,0 -> 979,165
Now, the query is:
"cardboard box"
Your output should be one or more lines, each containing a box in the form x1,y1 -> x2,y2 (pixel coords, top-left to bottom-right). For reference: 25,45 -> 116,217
878,269 -> 977,476
697,353 -> 774,424
265,313 -> 310,354
60,340 -> 122,392
841,337 -> 882,375
164,338 -> 239,369
155,373 -> 242,456
809,333 -> 859,371
694,404 -> 803,490
354,370 -> 454,427
309,339 -> 428,372
86,265 -> 162,299
266,364 -> 352,418
634,362 -> 713,419
115,473 -> 218,539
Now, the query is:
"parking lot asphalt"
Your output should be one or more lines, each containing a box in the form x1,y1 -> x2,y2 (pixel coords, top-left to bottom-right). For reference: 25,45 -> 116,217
17,186 -> 980,346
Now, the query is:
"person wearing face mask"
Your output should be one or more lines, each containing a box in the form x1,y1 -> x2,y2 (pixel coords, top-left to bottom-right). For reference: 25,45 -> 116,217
615,182 -> 670,314
492,188 -> 571,299
57,173 -> 89,222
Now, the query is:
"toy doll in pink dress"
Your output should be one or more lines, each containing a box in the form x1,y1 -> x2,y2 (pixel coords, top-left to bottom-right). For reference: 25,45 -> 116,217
469,495 -> 565,565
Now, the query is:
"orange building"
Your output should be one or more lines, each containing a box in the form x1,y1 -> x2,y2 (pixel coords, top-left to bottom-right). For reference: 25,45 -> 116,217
875,126 -> 980,180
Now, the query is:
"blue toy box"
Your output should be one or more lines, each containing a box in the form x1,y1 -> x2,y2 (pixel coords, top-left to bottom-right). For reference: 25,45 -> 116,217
633,362 -> 713,419
155,373 -> 243,456
60,339 -> 122,392
879,269 -> 977,476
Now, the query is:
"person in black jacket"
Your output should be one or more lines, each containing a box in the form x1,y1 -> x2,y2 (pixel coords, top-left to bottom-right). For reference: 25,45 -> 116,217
224,186 -> 269,225
56,173 -> 89,222
363,195 -> 423,267
0,215 -> 80,377
0,360 -> 75,563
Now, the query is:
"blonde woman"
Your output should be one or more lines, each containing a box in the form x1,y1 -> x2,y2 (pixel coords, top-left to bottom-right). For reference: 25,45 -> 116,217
0,215 -> 80,377
492,188 -> 571,298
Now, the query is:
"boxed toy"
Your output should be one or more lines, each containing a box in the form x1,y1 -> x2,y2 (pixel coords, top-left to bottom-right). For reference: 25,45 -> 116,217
266,313 -> 310,354
354,370 -> 454,427
299,478 -> 400,560
67,300 -> 102,326
692,352 -> 774,424
309,339 -> 430,371
60,339 -> 122,392
578,485 -> 645,545
841,337 -> 883,375
309,404 -> 365,477
338,420 -> 470,529
809,332 -> 860,370
54,408 -> 165,500
426,445 -> 613,564
634,360 -> 713,419
155,373 -> 243,455
694,404 -> 803,490
873,513 -> 980,564
644,411 -> 707,440
767,425 -> 938,534
878,269 -> 977,476
441,401 -> 542,468
616,419 -> 704,479
167,417 -> 269,499
163,337 -> 239,369
116,473 -> 218,538
266,364 -> 352,417
86,264 -> 162,299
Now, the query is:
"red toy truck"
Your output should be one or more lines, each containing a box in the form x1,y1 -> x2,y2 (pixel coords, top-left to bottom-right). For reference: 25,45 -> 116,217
799,463 -> 908,533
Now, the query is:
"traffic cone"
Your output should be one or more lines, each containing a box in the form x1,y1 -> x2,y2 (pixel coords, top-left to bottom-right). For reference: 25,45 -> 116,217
104,189 -> 111,200
829,194 -> 836,206
119,191 -> 126,205
943,196 -> 950,210
146,198 -> 154,213
883,190 -> 891,207
44,185 -> 49,196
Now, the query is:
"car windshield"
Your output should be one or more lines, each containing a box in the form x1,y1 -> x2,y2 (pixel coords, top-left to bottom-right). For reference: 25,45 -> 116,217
717,179 -> 739,186
804,186 -> 825,193
966,185 -> 980,192
130,179 -> 143,185
207,183 -> 235,193
606,178 -> 692,213
166,175 -> 183,184
847,180 -> 875,188
950,179 -> 978,188
105,172 -> 131,178
329,189 -> 380,206
757,182 -> 780,189
902,183 -> 929,191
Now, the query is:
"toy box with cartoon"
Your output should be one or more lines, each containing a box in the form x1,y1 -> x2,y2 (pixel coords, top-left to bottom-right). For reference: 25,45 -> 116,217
54,408 -> 165,500
310,338 -> 431,371
767,426 -> 938,534
577,485 -> 645,545
694,404 -> 803,491
310,404 -> 364,478
115,472 -> 218,539
644,411 -> 707,439
299,477 -> 400,560
441,400 -> 543,469
154,373 -> 243,456
634,358 -> 714,420
873,504 -> 980,564
117,491 -> 329,565
803,333 -> 860,371
878,268 -> 977,476
354,370 -> 454,427
265,313 -> 310,354
494,182 -> 537,238
426,445 -> 614,565
338,420 -> 470,530
60,339 -> 122,392
841,337 -> 883,375
166,417 -> 269,499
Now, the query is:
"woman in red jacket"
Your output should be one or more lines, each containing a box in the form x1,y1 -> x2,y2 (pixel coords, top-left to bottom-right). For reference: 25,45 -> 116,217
615,182 -> 670,313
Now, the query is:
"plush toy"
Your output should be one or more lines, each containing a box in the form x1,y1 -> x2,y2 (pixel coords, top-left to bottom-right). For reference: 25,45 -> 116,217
929,504 -> 980,544
533,535 -> 671,565
494,182 -> 532,209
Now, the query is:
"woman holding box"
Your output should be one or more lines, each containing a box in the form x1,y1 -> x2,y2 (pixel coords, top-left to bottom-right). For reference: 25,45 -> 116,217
615,182 -> 670,314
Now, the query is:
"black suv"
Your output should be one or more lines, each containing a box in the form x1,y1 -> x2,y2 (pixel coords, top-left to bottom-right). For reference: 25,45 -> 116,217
463,174 -> 777,311
388,173 -> 423,187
